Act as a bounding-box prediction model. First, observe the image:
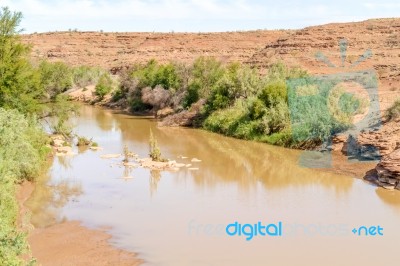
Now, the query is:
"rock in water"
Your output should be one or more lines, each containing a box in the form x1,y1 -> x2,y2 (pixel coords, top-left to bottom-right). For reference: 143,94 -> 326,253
375,149 -> 400,189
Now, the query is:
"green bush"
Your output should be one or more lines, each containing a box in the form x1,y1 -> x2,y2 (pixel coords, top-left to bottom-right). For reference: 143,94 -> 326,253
39,61 -> 73,98
149,129 -> 165,162
129,97 -> 151,112
266,61 -> 308,81
76,136 -> 92,146
111,89 -> 124,102
386,100 -> 400,121
0,7 -> 75,264
203,100 -> 249,136
183,83 -> 200,108
263,100 -> 290,134
249,98 -> 266,120
72,66 -> 104,88
95,73 -> 114,99
0,108 -> 49,265
182,57 -> 225,109
258,130 -> 293,146
258,80 -> 288,107
129,60 -> 182,90
287,78 -> 360,146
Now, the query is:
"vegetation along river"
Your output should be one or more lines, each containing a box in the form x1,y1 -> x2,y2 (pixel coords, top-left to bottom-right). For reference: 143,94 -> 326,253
27,104 -> 400,266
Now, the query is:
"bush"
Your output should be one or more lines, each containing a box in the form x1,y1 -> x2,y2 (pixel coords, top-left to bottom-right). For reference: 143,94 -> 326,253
130,60 -> 182,90
204,63 -> 263,114
263,100 -> 290,134
258,80 -> 287,107
0,108 -> 49,265
141,85 -> 171,110
72,66 -> 104,88
258,130 -> 293,146
188,57 -> 225,98
266,62 -> 308,81
149,129 -> 163,162
76,136 -> 92,146
182,57 -> 225,109
111,89 -> 124,102
39,61 -> 73,98
95,73 -> 114,99
203,100 -> 249,136
287,78 -> 359,146
0,7 -> 74,265
386,100 -> 400,121
129,97 -> 152,112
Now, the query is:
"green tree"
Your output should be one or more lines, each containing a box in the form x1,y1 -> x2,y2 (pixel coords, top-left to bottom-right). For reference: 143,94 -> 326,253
39,61 -> 73,99
0,7 -> 43,114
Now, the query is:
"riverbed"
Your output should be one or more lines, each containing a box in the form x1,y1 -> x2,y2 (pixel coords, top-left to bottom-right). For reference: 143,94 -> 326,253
27,104 -> 400,266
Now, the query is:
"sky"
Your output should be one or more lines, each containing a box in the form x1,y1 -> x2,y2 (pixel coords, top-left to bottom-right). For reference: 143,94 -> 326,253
1,0 -> 400,33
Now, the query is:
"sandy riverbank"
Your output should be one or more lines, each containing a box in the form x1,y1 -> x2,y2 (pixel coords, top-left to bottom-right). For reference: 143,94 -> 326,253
17,181 -> 142,266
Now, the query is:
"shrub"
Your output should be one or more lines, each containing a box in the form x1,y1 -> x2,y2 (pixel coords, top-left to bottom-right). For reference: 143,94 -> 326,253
76,136 -> 92,146
263,100 -> 290,134
130,60 -> 182,90
203,100 -> 249,136
0,108 -> 49,265
287,78 -> 358,146
182,57 -> 225,109
249,98 -> 266,120
111,89 -> 124,102
95,73 -> 114,99
258,130 -> 293,146
129,97 -> 152,112
189,56 -> 225,98
259,80 -> 287,107
48,94 -> 77,136
204,63 -> 263,114
149,129 -> 163,162
141,85 -> 171,110
266,62 -> 308,81
183,83 -> 200,108
39,61 -> 73,98
72,66 -> 104,87
386,100 -> 400,121
123,145 -> 129,163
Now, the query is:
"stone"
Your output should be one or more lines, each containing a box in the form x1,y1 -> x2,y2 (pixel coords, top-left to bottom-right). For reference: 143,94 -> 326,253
374,149 -> 400,189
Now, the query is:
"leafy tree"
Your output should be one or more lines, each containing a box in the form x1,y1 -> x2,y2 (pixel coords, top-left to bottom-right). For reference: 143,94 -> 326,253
0,7 -> 43,114
39,61 -> 73,99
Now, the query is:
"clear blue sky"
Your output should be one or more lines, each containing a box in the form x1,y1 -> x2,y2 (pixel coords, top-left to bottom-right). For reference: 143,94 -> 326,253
1,0 -> 399,33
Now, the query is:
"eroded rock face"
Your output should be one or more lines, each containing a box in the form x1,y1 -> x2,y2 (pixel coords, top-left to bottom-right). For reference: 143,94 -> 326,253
375,149 -> 400,189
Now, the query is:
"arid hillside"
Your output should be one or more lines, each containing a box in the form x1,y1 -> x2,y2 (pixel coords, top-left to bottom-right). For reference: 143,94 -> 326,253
22,30 -> 286,71
22,18 -> 400,109
248,18 -> 400,110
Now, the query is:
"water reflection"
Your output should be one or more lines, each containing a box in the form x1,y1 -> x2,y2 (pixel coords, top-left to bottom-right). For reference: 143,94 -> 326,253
27,169 -> 82,228
150,170 -> 162,196
104,109 -> 355,194
28,104 -> 400,266
376,188 -> 400,206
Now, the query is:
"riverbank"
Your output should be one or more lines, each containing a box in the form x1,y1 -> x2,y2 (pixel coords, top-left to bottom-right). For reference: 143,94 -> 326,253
69,85 -> 400,190
17,181 -> 143,265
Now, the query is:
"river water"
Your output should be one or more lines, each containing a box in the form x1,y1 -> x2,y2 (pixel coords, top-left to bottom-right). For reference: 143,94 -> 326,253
27,104 -> 400,266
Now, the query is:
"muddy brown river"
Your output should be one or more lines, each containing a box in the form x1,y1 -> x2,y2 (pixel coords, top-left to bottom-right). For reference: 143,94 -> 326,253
27,104 -> 400,266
